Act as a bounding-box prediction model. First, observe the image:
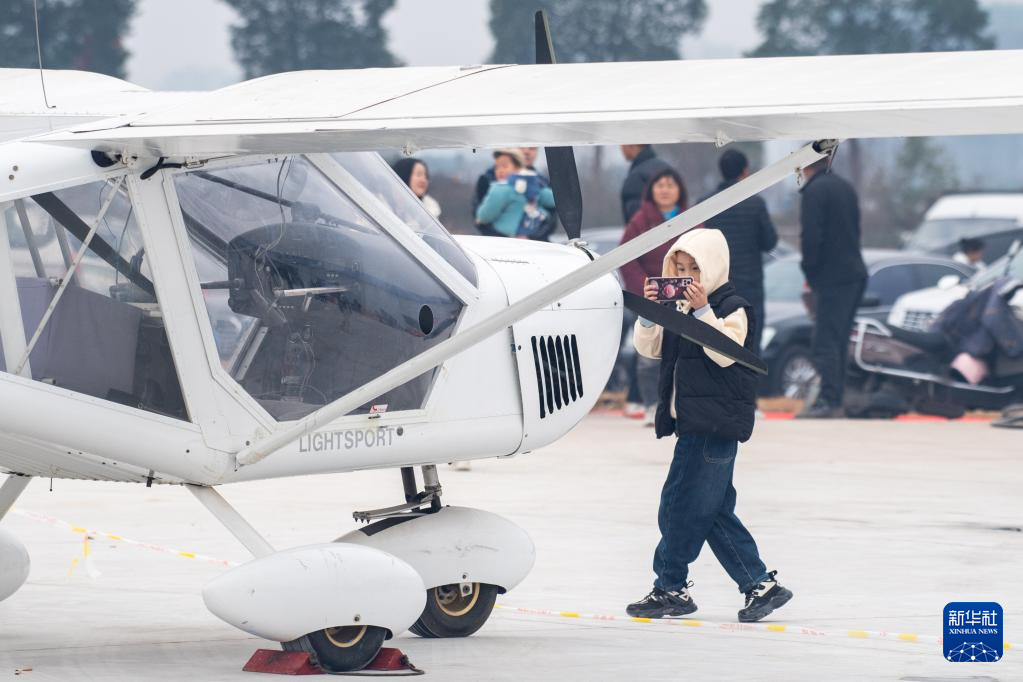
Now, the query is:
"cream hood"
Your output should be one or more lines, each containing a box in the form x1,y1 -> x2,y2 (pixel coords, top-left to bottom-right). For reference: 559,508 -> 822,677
661,228 -> 731,311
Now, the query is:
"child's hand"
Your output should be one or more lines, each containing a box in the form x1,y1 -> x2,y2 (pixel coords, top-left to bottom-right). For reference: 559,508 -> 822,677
644,279 -> 659,301
684,281 -> 708,309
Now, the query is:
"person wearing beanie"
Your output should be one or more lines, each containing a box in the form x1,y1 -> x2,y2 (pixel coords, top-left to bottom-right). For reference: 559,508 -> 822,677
700,149 -> 778,355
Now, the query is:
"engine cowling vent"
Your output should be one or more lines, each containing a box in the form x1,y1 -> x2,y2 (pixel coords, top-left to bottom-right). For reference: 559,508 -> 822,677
530,334 -> 583,419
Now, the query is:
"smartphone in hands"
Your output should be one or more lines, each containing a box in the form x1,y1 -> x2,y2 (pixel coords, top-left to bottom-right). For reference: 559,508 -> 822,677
648,276 -> 695,302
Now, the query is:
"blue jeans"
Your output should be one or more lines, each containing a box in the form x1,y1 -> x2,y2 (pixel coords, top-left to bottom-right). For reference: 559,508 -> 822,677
653,432 -> 769,594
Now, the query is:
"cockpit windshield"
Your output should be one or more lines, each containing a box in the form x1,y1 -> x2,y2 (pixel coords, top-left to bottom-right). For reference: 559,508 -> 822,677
174,156 -> 465,421
332,152 -> 477,286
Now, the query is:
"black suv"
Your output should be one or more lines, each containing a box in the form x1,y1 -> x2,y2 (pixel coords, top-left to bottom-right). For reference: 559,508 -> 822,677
760,250 -> 974,399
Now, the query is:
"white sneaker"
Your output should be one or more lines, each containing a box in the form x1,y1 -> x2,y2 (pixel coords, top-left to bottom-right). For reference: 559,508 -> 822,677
643,406 -> 656,426
449,461 -> 472,471
625,402 -> 645,419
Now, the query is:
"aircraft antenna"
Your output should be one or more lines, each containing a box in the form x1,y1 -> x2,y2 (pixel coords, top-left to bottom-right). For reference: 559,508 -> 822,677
33,0 -> 56,109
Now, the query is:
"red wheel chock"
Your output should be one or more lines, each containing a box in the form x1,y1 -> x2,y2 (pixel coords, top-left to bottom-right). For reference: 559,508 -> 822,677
243,647 -> 423,676
243,650 -> 321,675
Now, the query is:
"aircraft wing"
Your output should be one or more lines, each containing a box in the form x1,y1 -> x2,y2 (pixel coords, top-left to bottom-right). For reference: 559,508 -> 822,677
20,49 -> 1023,156
0,69 -> 192,144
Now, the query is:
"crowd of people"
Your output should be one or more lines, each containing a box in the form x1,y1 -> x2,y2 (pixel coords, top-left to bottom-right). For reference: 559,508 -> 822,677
390,144 -> 867,420
392,144 -> 867,622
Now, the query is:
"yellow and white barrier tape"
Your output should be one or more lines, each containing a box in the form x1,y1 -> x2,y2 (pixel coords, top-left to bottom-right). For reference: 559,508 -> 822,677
495,605 -> 1014,651
10,507 -> 1014,652
11,508 -> 241,568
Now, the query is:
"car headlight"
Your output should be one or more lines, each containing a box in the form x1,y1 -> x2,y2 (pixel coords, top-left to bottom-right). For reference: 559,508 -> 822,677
761,326 -> 776,351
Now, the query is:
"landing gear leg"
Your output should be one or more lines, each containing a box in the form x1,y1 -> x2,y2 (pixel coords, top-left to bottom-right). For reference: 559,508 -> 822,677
0,475 -> 32,602
420,464 -> 442,512
353,465 -> 442,522
401,466 -> 417,503
186,484 -> 274,558
351,466 -> 504,639
188,485 -> 389,673
0,475 -> 31,522
410,465 -> 498,638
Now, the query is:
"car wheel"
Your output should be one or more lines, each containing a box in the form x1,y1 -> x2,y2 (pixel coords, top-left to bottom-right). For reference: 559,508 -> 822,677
771,345 -> 819,401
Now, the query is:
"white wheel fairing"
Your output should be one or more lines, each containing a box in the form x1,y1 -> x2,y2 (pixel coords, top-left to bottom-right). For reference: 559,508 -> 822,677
202,543 -> 425,642
337,506 -> 535,592
0,527 -> 29,602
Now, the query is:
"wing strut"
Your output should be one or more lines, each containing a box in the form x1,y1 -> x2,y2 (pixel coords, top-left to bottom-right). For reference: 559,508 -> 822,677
235,140 -> 834,467
186,484 -> 275,559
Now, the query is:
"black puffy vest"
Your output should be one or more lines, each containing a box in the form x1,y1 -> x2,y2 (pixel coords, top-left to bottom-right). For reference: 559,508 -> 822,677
654,282 -> 758,443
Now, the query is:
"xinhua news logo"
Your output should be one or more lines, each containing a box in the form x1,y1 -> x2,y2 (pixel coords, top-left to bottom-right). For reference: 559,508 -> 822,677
944,602 -> 1003,662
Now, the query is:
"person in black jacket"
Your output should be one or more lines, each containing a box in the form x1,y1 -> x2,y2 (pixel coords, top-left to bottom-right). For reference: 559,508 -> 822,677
797,158 -> 868,418
702,149 -> 778,355
620,144 -> 671,223
472,164 -> 500,237
626,227 -> 792,624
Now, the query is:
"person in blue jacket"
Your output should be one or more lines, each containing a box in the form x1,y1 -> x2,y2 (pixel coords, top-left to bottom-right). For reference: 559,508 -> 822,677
475,149 -> 555,238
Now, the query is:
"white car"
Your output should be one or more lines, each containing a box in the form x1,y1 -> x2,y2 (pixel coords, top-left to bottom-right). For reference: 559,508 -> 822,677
889,243 -> 1023,331
904,192 -> 1023,264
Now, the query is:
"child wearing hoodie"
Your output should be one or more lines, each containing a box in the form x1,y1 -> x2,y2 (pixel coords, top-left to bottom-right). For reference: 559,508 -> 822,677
626,228 -> 792,623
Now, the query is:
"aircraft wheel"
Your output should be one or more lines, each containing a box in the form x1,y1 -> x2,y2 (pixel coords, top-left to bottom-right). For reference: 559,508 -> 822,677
284,625 -> 386,673
411,582 -> 499,638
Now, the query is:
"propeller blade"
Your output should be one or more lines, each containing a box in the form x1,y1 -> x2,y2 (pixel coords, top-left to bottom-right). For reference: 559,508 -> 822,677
622,291 -> 768,375
545,147 -> 583,240
534,10 -> 556,65
535,10 -> 583,241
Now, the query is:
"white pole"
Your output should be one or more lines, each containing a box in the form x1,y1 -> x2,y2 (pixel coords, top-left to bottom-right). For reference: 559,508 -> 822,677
236,141 -> 831,467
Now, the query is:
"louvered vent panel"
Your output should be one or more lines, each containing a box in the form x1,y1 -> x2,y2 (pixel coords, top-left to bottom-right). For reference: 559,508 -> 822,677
530,334 -> 584,419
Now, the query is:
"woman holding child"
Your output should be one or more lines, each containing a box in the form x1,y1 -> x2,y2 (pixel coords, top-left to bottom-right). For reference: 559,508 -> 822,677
475,149 -> 556,239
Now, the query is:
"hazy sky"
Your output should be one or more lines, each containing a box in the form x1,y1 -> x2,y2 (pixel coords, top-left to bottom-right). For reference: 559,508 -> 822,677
124,0 -> 763,90
123,0 -> 1023,90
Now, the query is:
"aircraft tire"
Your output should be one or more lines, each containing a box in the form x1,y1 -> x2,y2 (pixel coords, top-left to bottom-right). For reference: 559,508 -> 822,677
410,582 -> 498,638
283,625 -> 386,673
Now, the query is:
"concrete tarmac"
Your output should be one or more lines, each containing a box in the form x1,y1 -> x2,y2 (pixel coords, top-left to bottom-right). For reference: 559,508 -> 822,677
0,416 -> 1020,681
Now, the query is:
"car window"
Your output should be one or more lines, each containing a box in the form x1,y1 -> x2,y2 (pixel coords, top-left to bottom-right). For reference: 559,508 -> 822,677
1011,251 -> 1023,279
907,218 -> 1018,251
912,263 -> 969,290
972,248 -> 1023,288
977,231 -> 1023,264
764,258 -> 805,303
865,265 -> 916,306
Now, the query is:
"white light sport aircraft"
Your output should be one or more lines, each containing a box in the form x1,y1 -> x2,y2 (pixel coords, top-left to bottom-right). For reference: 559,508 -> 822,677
2,12 -> 1023,673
